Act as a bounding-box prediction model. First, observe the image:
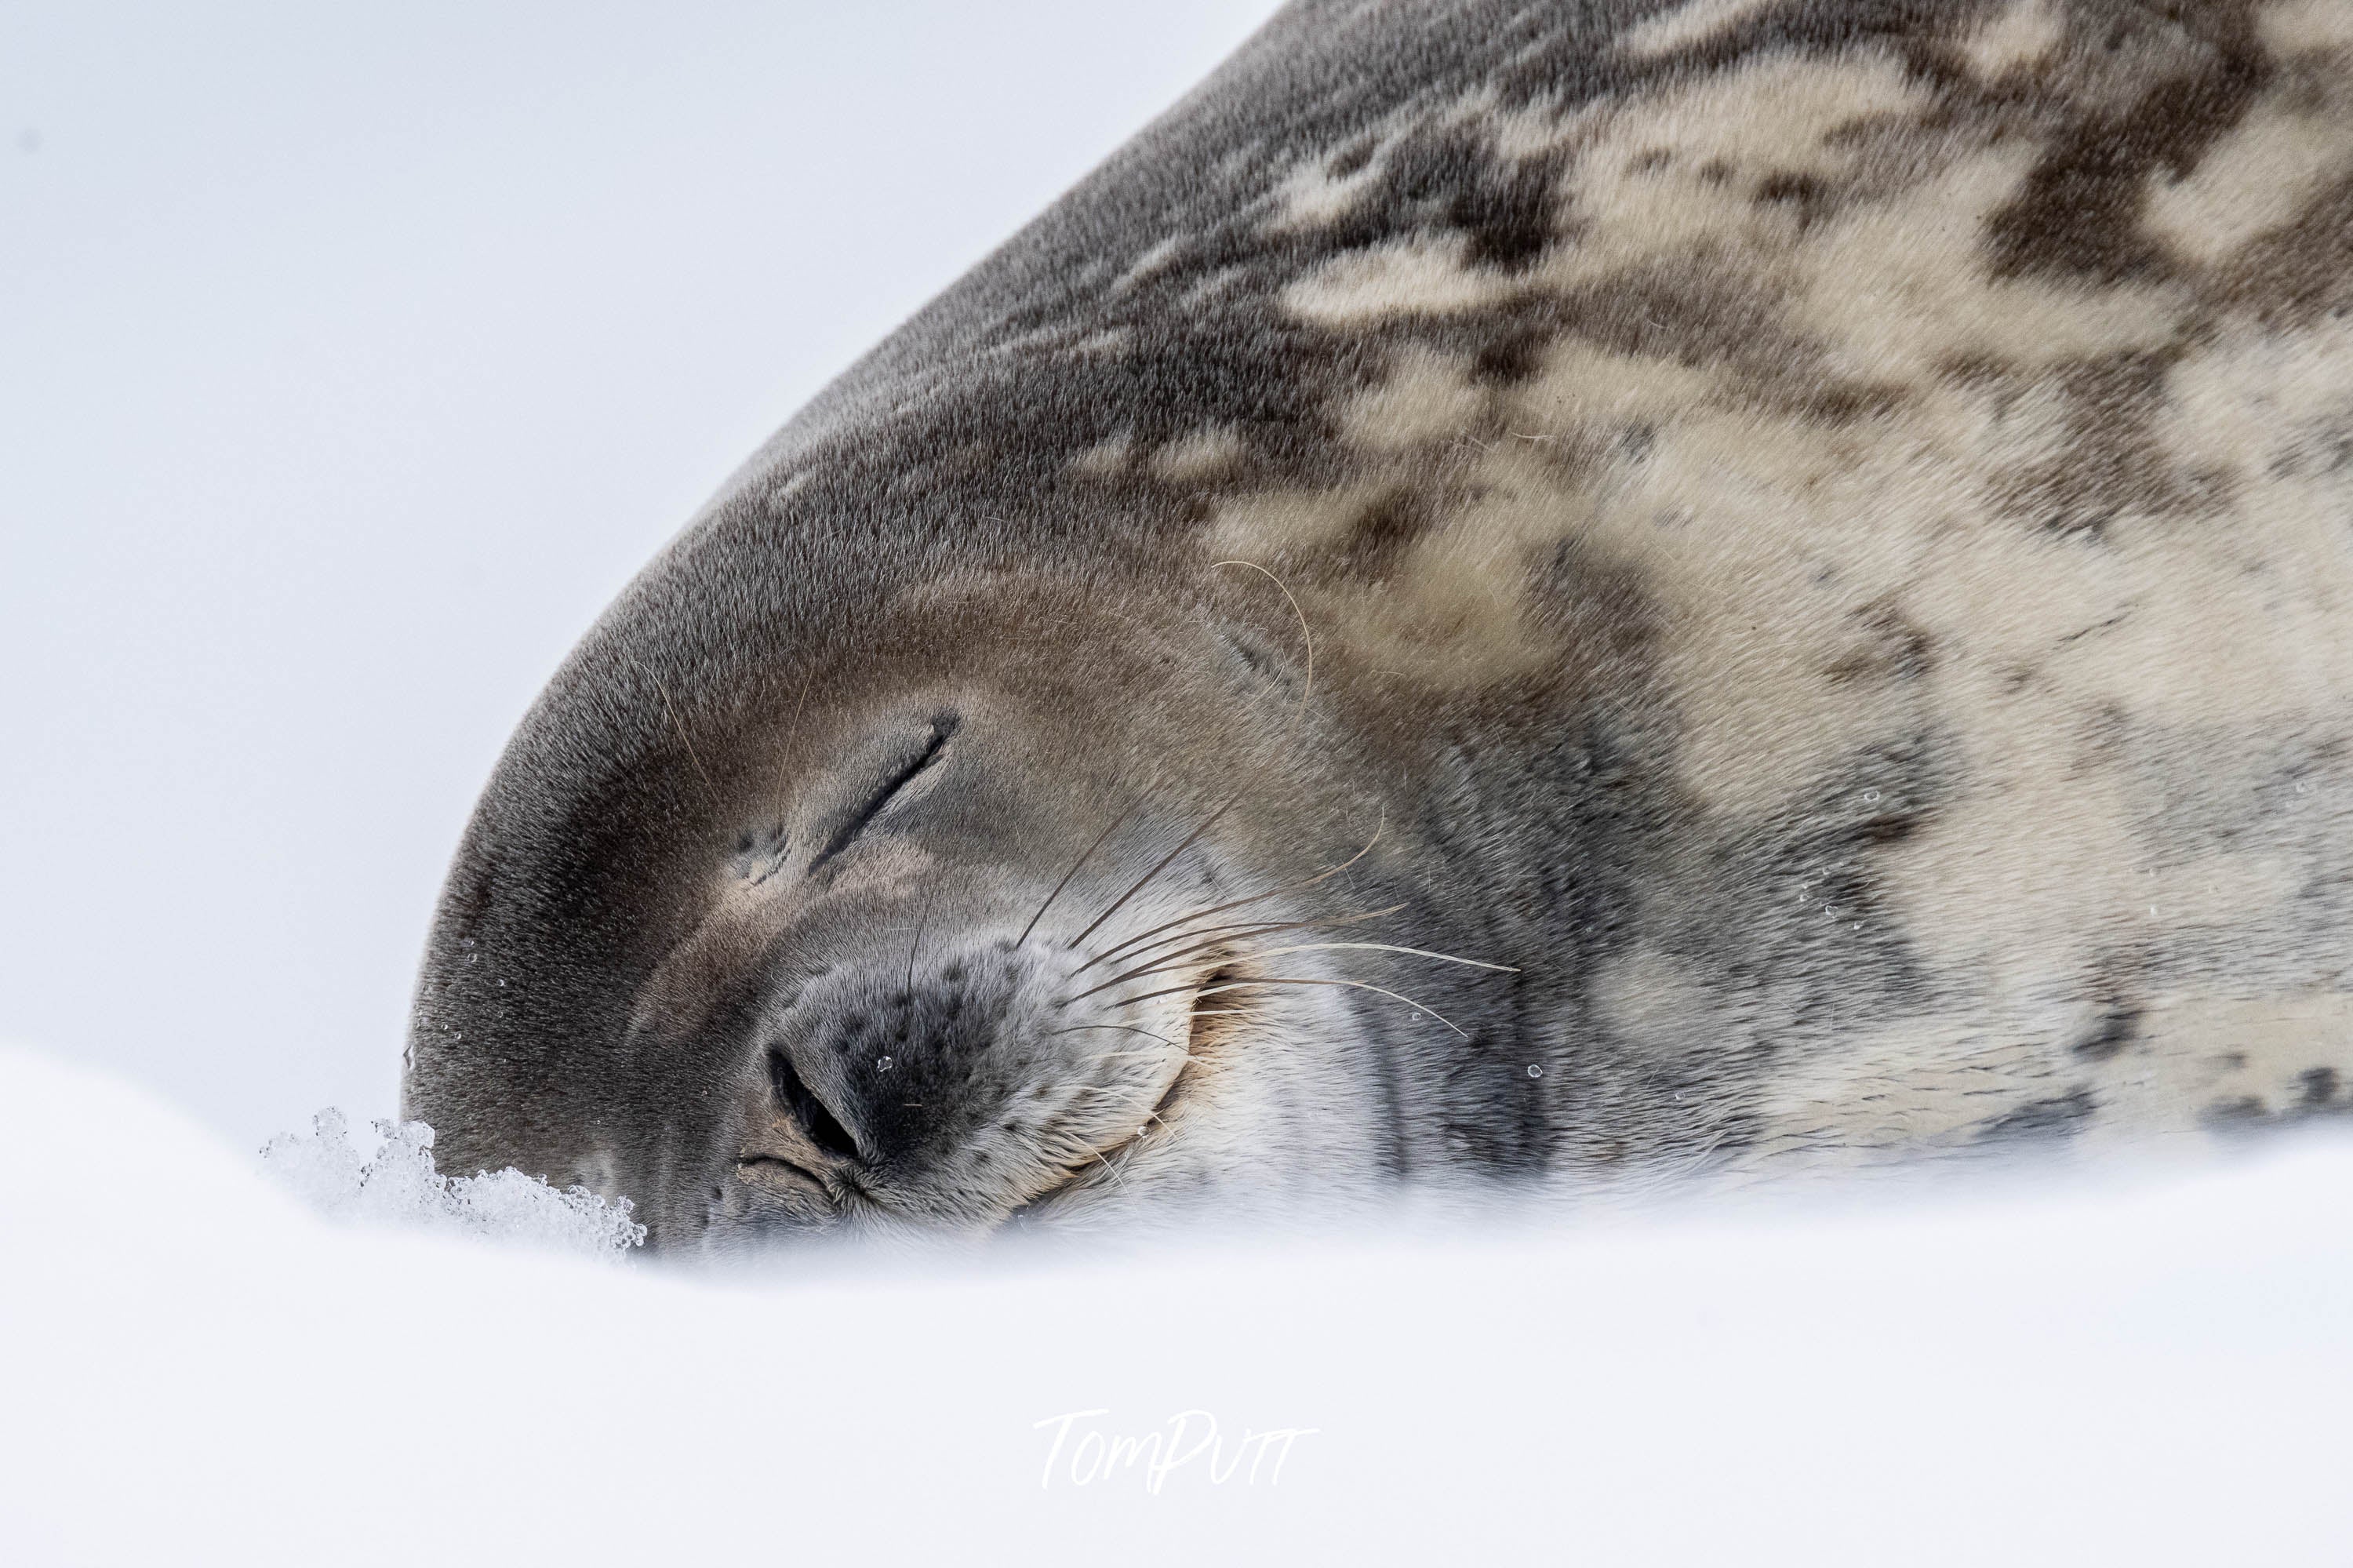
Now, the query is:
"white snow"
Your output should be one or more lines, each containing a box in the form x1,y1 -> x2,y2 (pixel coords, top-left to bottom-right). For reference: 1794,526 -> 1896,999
5,1039 -> 2350,1567
260,1110 -> 644,1259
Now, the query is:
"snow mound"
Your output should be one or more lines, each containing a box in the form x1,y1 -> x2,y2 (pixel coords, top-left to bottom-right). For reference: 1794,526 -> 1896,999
260,1108 -> 644,1259
11,1039 -> 2353,1567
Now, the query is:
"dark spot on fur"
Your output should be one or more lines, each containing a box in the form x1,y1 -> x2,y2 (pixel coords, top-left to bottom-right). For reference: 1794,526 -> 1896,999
1977,1085 -> 2098,1142
1558,262 -> 1902,424
1608,730 -> 1949,1096
2200,1093 -> 2269,1128
1316,126 -> 1565,273
2070,1002 -> 2143,1061
2218,172 -> 2353,329
1995,351 -> 2217,535
2297,1067 -> 2340,1108
2058,610 -> 2132,644
1471,325 -> 1549,384
1855,806 -> 1922,844
1754,169 -> 1832,229
1337,488 -> 1439,578
1327,133 -> 1379,180
1824,602 -> 1935,683
1986,0 -> 2270,285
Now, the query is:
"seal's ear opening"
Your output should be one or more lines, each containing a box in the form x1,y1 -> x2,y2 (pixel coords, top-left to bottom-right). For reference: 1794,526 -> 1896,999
1215,624 -> 1306,701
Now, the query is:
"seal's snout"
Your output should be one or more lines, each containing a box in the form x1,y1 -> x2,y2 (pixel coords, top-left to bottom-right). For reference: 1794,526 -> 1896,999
722,905 -> 1213,1235
759,944 -> 1036,1178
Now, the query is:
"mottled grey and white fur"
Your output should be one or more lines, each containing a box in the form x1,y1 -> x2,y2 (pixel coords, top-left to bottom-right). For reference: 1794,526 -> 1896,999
406,0 -> 2353,1253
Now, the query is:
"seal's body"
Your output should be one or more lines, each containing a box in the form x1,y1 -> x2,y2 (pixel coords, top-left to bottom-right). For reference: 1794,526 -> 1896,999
408,0 -> 2353,1251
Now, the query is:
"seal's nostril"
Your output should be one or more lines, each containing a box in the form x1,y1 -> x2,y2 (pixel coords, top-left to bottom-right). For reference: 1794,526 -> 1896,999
766,1046 -> 860,1161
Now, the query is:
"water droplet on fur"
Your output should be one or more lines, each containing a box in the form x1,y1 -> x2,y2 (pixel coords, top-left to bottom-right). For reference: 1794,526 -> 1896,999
877,1056 -> 893,1071
1526,1064 -> 1544,1079
1863,791 -> 1881,802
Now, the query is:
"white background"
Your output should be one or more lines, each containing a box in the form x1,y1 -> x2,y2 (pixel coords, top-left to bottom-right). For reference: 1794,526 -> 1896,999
7,9 -> 2351,1563
0,0 -> 1286,1146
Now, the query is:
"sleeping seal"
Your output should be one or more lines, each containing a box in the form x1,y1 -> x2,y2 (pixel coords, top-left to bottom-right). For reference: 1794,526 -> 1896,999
407,0 -> 2353,1251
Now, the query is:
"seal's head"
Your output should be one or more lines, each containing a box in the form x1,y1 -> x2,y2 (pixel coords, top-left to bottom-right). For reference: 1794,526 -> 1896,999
406,567 -> 1430,1254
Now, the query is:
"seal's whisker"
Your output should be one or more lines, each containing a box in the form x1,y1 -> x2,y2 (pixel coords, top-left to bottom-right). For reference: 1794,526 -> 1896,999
1209,976 -> 1467,1038
1069,915 -> 1299,979
1061,962 -> 1207,1005
1063,789 -> 1246,951
1211,558 -> 1315,711
1015,803 -> 1138,948
1042,1023 -> 1176,1046
1064,954 -> 1266,997
1115,975 -> 1470,1038
1243,941 -> 1518,973
1086,1147 -> 1133,1192
1062,906 -> 1409,1002
1078,809 -> 1387,971
1071,902 -> 1404,980
1076,1086 -> 1186,1133
1062,935 -> 1270,1005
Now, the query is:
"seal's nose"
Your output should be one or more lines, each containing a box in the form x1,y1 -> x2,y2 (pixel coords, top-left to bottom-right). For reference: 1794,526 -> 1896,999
767,948 -> 1028,1173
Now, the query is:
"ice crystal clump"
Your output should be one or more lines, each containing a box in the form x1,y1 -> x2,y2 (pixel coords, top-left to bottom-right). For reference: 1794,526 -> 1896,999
261,1108 -> 645,1260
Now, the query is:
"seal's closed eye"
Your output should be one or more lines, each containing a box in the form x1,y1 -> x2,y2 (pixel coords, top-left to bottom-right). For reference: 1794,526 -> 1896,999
806,714 -> 959,873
